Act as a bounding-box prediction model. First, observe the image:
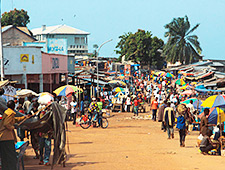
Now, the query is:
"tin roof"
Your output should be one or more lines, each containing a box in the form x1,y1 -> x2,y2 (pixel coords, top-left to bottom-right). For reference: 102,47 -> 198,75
31,24 -> 90,35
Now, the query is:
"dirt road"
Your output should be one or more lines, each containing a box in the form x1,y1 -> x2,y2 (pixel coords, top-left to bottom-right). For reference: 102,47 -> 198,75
23,111 -> 225,170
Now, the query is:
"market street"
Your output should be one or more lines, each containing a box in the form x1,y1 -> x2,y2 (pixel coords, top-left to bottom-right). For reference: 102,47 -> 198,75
23,110 -> 225,170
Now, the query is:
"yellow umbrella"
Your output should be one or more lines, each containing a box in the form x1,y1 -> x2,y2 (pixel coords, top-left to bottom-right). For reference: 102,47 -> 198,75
108,80 -> 126,86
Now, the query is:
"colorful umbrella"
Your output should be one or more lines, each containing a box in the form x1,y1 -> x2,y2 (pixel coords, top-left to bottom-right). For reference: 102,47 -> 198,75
162,72 -> 174,78
38,94 -> 54,105
180,85 -> 191,90
193,99 -> 203,110
181,98 -> 197,104
175,79 -> 186,86
115,92 -> 125,98
108,80 -> 126,86
39,92 -> 54,97
112,87 -> 125,93
208,107 -> 225,124
53,85 -> 83,96
201,95 -> 225,108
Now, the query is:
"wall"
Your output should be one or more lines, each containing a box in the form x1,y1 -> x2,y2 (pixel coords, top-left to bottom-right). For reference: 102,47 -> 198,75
3,27 -> 35,46
23,42 -> 46,52
67,55 -> 75,74
42,52 -> 68,74
3,46 -> 42,75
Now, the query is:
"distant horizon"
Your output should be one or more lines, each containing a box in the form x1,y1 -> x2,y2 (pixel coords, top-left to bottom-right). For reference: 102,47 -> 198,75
2,0 -> 225,61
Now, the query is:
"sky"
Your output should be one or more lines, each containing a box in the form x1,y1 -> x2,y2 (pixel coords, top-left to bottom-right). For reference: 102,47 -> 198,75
1,0 -> 225,60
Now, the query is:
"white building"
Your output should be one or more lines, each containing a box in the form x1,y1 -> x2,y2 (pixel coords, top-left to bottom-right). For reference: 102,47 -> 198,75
31,24 -> 90,55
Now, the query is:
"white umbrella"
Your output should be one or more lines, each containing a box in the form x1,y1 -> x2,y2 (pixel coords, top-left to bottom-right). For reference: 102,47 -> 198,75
16,89 -> 38,98
38,95 -> 54,105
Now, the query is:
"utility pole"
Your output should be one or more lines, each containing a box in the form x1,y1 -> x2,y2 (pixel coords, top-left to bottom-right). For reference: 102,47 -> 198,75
0,0 -> 4,81
97,39 -> 113,97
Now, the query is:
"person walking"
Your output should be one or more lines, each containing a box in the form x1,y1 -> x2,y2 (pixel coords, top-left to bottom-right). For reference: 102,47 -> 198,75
176,112 -> 186,147
163,102 -> 175,139
151,97 -> 158,121
133,97 -> 139,116
125,95 -> 132,112
158,100 -> 167,131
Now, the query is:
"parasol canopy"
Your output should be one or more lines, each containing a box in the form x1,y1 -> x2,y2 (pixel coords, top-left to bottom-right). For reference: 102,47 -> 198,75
38,92 -> 54,105
175,79 -> 186,86
53,85 -> 83,96
201,95 -> 225,108
108,80 -> 126,86
112,87 -> 125,93
115,92 -> 125,98
16,89 -> 39,98
208,107 -> 225,124
181,98 -> 197,104
162,72 -> 174,78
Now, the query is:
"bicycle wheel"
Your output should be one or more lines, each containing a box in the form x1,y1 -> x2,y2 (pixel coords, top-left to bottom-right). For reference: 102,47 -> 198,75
100,117 -> 108,129
80,117 -> 91,129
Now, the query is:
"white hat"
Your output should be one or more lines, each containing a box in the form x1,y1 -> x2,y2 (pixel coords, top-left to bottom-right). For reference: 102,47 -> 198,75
92,97 -> 96,101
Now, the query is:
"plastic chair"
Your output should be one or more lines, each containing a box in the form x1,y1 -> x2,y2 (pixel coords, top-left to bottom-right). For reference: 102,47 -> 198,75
16,141 -> 29,170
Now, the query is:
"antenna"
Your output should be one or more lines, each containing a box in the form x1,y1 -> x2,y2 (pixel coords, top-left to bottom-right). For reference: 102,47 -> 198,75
61,18 -> 64,25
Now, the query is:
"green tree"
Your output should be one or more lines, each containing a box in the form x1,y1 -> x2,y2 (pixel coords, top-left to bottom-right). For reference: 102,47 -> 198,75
2,8 -> 30,27
91,44 -> 99,58
115,29 -> 164,69
163,16 -> 202,64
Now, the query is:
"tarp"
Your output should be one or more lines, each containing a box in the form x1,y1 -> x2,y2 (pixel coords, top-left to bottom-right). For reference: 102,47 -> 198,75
0,102 -> 67,169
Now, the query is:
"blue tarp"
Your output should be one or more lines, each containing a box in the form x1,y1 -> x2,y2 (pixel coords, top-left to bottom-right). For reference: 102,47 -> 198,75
195,88 -> 221,93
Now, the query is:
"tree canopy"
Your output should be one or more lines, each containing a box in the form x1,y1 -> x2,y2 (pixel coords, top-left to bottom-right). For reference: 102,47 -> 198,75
2,8 -> 30,27
163,16 -> 202,64
115,29 -> 164,69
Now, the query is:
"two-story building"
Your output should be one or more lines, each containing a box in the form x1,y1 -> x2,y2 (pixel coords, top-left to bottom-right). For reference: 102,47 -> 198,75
31,24 -> 89,55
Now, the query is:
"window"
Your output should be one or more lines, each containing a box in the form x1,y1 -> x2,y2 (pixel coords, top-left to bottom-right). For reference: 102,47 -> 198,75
81,37 -> 85,44
70,45 -> 72,48
75,37 -> 80,44
73,45 -> 75,48
80,45 -> 82,48
77,45 -> 79,48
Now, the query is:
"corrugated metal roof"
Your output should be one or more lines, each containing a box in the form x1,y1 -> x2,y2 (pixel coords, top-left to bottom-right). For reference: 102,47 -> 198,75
31,24 -> 90,35
210,62 -> 225,67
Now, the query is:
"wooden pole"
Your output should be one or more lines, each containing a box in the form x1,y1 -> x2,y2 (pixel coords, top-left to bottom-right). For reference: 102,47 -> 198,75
18,103 -> 52,126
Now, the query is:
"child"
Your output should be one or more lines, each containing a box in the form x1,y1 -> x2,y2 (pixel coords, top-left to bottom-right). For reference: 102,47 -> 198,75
200,129 -> 215,155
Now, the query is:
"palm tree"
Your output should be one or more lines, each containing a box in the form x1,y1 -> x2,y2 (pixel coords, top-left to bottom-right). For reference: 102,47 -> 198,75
92,44 -> 99,58
163,16 -> 202,64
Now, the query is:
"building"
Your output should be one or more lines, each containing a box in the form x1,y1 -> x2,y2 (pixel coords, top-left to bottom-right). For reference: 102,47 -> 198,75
2,46 -> 68,93
2,25 -> 36,46
31,24 -> 90,55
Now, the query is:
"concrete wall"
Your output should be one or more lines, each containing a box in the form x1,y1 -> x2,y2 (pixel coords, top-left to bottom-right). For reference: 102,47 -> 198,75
42,52 -> 68,74
3,27 -> 35,46
3,46 -> 42,75
67,56 -> 75,74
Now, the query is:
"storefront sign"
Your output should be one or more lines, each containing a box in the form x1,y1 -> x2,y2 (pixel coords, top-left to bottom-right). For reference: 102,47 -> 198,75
20,54 -> 29,62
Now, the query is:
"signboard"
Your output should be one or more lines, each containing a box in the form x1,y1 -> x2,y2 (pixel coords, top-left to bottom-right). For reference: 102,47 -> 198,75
20,54 -> 29,62
47,39 -> 67,55
3,47 -> 42,75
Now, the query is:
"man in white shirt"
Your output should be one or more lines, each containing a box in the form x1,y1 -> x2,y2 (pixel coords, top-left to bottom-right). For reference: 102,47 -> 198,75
186,100 -> 195,114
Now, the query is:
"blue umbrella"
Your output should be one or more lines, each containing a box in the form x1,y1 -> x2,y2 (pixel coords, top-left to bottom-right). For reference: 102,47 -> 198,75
115,92 -> 125,98
193,99 -> 203,110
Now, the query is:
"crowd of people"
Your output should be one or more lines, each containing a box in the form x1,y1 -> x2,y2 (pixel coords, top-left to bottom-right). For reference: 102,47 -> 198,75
0,70 -> 225,169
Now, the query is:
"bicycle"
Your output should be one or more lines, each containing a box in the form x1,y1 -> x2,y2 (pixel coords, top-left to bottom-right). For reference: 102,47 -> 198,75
79,111 -> 109,129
